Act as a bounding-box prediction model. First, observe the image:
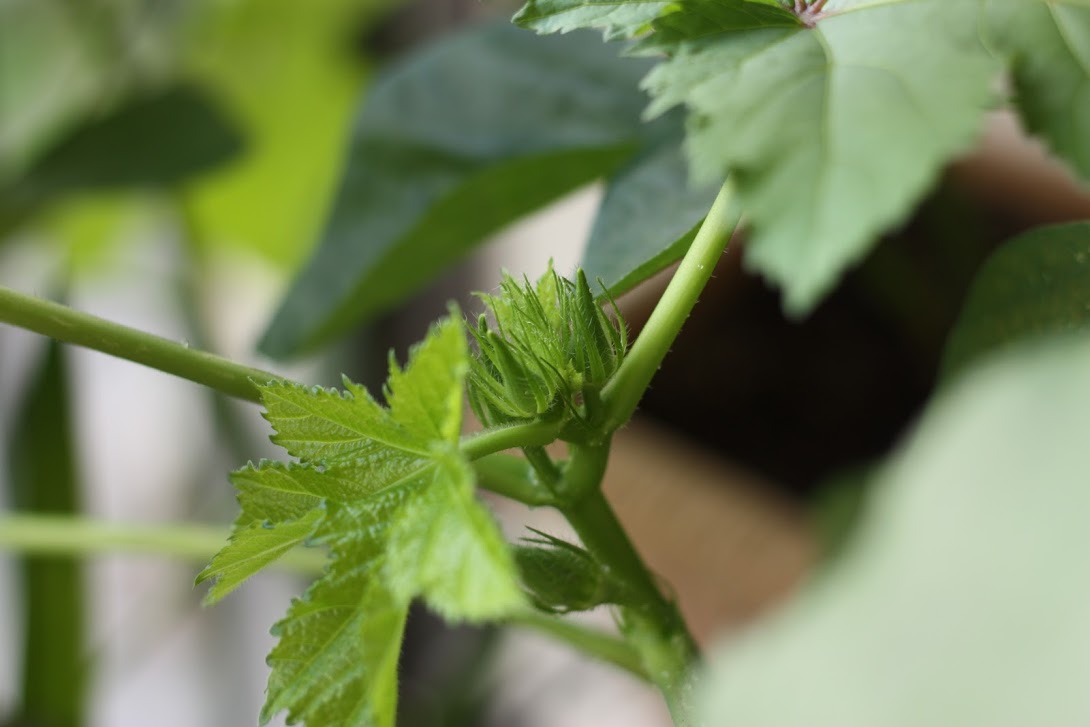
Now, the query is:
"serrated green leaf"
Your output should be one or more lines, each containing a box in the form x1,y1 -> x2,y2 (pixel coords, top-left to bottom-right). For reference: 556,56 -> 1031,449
198,509 -> 323,604
259,22 -> 662,358
643,0 -> 999,313
942,222 -> 1090,381
385,455 -> 525,620
263,542 -> 407,727
513,0 -> 671,39
986,0 -> 1090,181
583,136 -> 720,295
209,316 -> 524,726
698,330 -> 1090,727
383,316 -> 468,443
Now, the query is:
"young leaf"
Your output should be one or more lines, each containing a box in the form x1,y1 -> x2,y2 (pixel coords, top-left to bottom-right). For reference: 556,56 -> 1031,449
642,0 -> 1000,313
985,1 -> 1090,180
259,22 -> 662,358
942,222 -> 1090,381
203,318 -> 525,726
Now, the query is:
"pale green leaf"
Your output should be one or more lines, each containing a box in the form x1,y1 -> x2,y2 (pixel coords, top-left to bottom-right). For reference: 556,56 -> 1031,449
986,0 -> 1090,180
942,222 -> 1090,380
643,0 -> 1000,313
197,509 -> 322,604
512,0 -> 671,39
699,330 -> 1090,727
384,455 -> 525,620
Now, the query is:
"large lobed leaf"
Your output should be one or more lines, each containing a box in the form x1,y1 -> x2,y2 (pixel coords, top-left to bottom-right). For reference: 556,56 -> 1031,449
201,318 -> 523,726
643,0 -> 1000,313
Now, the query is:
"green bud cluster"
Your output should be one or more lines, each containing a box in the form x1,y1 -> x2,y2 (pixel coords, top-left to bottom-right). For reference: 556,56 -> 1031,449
466,264 -> 627,427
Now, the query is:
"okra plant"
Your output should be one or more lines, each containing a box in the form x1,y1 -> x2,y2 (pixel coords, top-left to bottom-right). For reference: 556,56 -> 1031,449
3,0 -> 1090,725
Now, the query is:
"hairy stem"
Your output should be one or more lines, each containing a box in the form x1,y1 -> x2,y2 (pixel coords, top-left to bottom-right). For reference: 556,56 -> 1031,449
0,286 -> 285,402
560,443 -> 699,724
601,181 -> 740,432
0,514 -> 327,573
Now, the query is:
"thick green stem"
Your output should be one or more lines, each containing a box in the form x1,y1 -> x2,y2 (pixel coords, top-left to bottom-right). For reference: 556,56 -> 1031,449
473,453 -> 557,506
601,181 -> 740,432
560,443 -> 698,724
0,514 -> 326,574
506,609 -> 649,681
460,419 -> 563,460
0,286 -> 285,402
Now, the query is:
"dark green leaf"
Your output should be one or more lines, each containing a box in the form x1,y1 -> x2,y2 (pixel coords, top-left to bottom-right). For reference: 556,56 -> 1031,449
699,330 -> 1090,727
259,22 -> 660,358
987,1 -> 1090,181
15,84 -> 243,204
942,222 -> 1090,381
582,136 -> 720,295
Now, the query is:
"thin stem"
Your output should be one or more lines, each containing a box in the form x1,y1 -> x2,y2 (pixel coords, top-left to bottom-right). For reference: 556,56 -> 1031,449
473,453 -> 557,507
506,609 -> 650,682
0,286 -> 286,402
460,419 -> 563,461
601,181 -> 740,433
0,514 -> 327,574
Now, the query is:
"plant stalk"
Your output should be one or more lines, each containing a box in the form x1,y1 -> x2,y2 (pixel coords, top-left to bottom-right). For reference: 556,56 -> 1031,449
0,286 -> 285,402
601,181 -> 740,432
560,443 -> 698,724
0,514 -> 326,574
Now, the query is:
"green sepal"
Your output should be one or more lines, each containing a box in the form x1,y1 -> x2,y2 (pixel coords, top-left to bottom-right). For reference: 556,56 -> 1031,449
514,529 -> 625,613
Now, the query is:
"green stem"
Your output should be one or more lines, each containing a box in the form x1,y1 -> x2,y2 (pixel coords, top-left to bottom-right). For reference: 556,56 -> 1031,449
0,514 -> 327,574
473,453 -> 557,507
0,286 -> 286,403
506,609 -> 650,682
460,419 -> 563,460
560,443 -> 698,724
601,181 -> 740,432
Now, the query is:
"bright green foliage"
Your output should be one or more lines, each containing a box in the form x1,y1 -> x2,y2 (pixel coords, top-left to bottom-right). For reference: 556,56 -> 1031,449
942,222 -> 1090,381
467,265 -> 628,427
985,1 -> 1090,180
642,0 -> 999,313
201,318 -> 524,726
513,0 -> 670,39
698,330 -> 1090,727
